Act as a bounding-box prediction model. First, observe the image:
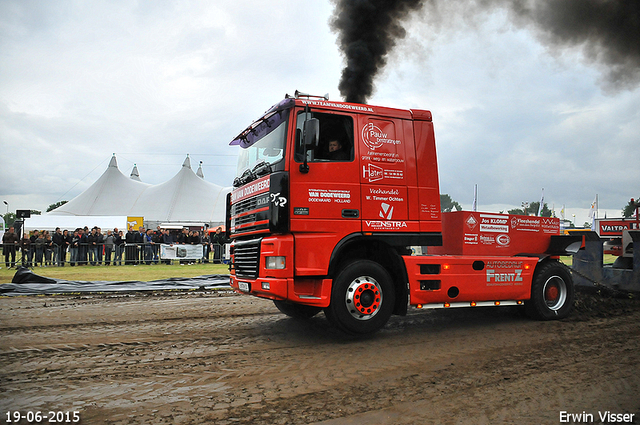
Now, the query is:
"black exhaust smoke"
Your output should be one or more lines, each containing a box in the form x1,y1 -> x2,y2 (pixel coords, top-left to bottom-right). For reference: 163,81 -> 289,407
330,0 -> 424,104
501,0 -> 640,90
331,0 -> 640,104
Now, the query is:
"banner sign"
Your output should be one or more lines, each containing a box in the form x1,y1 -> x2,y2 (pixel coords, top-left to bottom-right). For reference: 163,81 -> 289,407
127,216 -> 144,231
160,244 -> 203,260
596,219 -> 640,237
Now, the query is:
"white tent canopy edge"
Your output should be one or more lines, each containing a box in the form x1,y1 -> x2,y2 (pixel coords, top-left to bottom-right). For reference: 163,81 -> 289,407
22,216 -> 129,233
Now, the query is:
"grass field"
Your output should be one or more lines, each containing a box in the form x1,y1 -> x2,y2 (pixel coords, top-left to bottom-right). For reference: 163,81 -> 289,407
0,262 -> 230,284
560,254 -> 618,267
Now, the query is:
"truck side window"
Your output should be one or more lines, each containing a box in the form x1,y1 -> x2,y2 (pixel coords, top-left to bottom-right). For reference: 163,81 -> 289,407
295,112 -> 354,162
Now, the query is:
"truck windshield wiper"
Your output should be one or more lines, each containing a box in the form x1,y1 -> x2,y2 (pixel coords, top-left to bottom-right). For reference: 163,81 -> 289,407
232,161 -> 273,188
233,168 -> 256,187
252,161 -> 272,178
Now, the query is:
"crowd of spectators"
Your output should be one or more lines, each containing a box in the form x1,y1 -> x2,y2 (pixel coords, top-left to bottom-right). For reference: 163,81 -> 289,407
2,225 -> 229,268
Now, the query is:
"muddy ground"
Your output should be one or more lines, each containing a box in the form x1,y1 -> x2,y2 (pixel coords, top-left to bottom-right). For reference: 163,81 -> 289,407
0,289 -> 639,425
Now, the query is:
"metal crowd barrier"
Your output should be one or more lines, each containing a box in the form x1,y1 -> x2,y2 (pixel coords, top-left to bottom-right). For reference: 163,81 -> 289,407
3,242 -> 228,267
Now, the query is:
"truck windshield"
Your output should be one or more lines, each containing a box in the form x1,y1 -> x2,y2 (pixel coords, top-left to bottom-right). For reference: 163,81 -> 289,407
235,118 -> 287,177
232,105 -> 290,180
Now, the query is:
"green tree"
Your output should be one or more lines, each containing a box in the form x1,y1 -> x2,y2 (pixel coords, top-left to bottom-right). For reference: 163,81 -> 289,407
622,198 -> 639,218
2,212 -> 16,228
47,200 -> 68,212
440,194 -> 462,213
508,201 -> 552,217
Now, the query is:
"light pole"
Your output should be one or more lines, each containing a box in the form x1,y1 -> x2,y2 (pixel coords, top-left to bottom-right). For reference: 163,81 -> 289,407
2,200 -> 7,231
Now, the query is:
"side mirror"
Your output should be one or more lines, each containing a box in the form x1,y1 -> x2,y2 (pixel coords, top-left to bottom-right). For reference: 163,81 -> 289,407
300,118 -> 319,173
303,118 -> 319,149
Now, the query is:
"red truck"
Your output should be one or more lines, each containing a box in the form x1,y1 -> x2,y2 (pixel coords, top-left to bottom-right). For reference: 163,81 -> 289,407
226,92 -> 582,334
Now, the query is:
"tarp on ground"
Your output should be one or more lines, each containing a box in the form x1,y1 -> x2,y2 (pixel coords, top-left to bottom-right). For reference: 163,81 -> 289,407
0,267 -> 231,296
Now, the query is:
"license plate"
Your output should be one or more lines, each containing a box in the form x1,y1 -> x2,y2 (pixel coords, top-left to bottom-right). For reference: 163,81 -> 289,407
238,281 -> 250,292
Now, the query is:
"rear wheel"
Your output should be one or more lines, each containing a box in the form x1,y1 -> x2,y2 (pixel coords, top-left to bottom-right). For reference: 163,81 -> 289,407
273,300 -> 322,319
525,261 -> 574,320
324,260 -> 395,334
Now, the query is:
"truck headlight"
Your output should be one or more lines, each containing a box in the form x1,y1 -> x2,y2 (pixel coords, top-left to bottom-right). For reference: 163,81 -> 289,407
265,256 -> 286,269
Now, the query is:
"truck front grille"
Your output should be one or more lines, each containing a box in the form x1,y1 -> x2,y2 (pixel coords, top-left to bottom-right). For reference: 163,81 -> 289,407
233,238 -> 261,278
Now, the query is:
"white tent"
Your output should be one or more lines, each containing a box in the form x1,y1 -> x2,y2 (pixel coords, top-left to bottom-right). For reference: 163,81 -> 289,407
49,155 -> 231,225
50,155 -> 150,216
129,156 -> 229,223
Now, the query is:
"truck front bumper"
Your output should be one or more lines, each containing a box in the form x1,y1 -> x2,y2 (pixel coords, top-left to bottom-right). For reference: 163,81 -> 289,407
230,276 -> 332,308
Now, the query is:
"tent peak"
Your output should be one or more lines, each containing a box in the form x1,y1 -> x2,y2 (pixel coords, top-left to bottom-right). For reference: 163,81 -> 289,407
182,155 -> 191,169
196,161 -> 204,179
130,164 -> 141,181
108,154 -> 118,168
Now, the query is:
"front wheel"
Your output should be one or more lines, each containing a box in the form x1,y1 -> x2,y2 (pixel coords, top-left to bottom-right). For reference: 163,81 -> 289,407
273,300 -> 322,319
525,261 -> 574,320
324,260 -> 395,334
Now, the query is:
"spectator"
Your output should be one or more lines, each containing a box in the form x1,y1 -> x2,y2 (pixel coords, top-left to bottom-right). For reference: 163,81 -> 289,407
176,229 -> 189,264
34,233 -> 46,267
2,226 -> 19,268
144,229 -> 154,265
161,229 -> 174,265
191,230 -> 202,264
202,230 -> 211,263
125,226 -> 137,265
29,230 -> 39,267
87,227 -> 98,266
52,227 -> 64,266
211,227 -> 228,264
61,229 -> 70,266
78,228 -> 88,265
153,226 -> 163,263
136,227 -> 145,264
19,232 -> 31,267
96,227 -> 104,265
104,230 -> 115,265
114,229 -> 124,265
44,233 -> 54,266
69,230 -> 80,266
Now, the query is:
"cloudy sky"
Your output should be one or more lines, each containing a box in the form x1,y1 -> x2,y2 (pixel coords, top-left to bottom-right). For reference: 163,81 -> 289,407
1,0 -> 638,226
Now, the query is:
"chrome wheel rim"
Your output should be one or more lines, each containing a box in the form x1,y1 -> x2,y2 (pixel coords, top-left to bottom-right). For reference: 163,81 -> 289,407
543,275 -> 567,310
345,276 -> 383,320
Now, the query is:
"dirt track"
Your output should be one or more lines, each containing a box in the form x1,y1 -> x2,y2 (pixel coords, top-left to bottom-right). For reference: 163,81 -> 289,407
1,290 -> 639,425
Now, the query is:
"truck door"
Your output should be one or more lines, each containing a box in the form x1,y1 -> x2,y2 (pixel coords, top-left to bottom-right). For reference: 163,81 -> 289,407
359,117 -> 416,232
289,110 -> 361,274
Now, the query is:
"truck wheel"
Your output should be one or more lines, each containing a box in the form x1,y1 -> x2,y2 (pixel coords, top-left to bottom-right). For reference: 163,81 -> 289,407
525,261 -> 574,320
324,260 -> 395,334
273,300 -> 322,319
